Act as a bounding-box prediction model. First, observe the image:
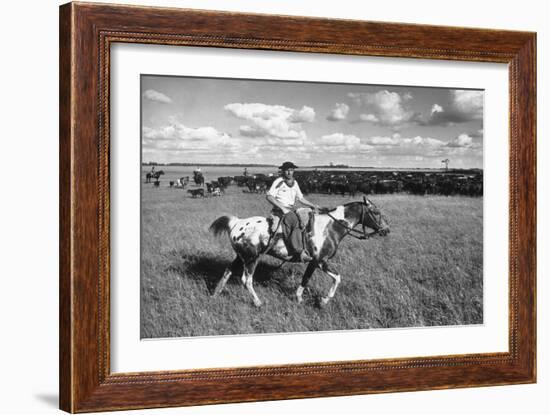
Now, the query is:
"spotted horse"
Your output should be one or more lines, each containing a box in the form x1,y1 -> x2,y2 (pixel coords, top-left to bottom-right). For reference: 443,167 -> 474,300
209,197 -> 390,307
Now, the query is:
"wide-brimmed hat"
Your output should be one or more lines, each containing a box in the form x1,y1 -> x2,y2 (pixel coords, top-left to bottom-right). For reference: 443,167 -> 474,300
278,161 -> 298,170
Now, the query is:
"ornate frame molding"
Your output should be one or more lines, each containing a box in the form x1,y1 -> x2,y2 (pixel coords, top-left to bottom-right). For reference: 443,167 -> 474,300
60,2 -> 536,412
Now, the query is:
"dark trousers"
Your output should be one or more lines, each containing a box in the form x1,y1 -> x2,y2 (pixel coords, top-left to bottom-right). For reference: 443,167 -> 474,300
281,212 -> 305,256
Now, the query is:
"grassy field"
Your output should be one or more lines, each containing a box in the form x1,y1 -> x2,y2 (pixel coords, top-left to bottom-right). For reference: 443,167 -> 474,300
140,179 -> 483,338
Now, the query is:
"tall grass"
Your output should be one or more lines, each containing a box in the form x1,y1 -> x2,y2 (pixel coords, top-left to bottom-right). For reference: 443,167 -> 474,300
140,182 -> 482,338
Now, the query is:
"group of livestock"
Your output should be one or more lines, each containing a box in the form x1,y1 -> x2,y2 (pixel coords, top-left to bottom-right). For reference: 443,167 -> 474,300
232,170 -> 483,197
145,170 -> 227,198
146,169 -> 483,198
178,173 -> 228,198
186,179 -> 227,198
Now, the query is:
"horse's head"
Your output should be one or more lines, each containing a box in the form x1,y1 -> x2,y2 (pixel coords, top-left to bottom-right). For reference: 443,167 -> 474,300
360,196 -> 390,236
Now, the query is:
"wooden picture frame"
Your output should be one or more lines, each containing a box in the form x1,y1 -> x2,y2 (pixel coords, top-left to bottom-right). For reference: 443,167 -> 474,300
59,2 -> 536,412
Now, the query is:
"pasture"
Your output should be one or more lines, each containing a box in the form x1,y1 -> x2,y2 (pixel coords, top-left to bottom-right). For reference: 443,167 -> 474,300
140,171 -> 483,338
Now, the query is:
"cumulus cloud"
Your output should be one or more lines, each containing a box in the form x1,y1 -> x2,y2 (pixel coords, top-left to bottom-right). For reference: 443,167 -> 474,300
421,90 -> 483,126
143,125 -> 228,141
359,113 -> 379,123
350,134 -> 450,159
447,133 -> 473,147
290,106 -> 316,123
361,133 -> 482,159
326,103 -> 350,121
446,133 -> 482,150
452,90 -> 483,116
362,136 -> 401,146
314,132 -> 452,158
225,102 -> 315,141
320,133 -> 359,147
431,104 -> 444,115
265,137 -> 306,147
143,89 -> 173,104
348,90 -> 416,126
316,133 -> 373,153
142,122 -> 234,151
349,89 -> 483,127
403,136 -> 447,147
361,134 -> 445,148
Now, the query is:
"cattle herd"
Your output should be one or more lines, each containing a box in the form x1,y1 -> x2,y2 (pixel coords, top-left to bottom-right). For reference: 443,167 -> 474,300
148,169 -> 483,198
234,170 -> 483,197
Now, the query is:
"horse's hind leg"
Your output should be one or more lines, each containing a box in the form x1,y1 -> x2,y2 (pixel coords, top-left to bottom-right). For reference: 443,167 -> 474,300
241,259 -> 262,307
296,261 -> 317,303
213,257 -> 240,297
320,262 -> 341,305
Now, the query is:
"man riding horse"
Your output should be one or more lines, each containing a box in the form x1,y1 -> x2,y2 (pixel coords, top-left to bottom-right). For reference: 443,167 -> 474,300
266,161 -> 321,262
146,165 -> 164,183
193,166 -> 205,187
210,193 -> 390,307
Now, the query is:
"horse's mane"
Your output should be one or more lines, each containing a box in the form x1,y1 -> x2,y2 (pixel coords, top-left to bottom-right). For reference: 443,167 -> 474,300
323,200 -> 362,213
343,201 -> 363,207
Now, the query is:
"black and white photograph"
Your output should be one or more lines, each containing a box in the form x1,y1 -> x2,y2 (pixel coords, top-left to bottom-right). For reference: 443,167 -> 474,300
3,0 -> 546,414
140,75 -> 484,338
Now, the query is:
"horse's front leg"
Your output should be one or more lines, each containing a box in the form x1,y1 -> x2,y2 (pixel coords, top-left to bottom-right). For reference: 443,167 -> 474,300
241,259 -> 262,307
320,261 -> 341,305
296,261 -> 317,303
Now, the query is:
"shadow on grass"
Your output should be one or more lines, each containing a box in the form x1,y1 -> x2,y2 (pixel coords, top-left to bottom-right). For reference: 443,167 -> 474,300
166,252 -> 296,295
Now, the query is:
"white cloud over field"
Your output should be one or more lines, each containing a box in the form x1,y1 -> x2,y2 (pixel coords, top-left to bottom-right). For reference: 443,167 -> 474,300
326,103 -> 350,121
142,122 -> 234,152
349,89 -> 483,129
421,90 -> 483,126
143,89 -> 173,104
225,102 -> 315,141
141,75 -> 484,167
349,90 -> 416,127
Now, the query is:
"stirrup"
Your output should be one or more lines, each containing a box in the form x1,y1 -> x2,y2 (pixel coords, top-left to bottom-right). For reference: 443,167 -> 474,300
298,251 -> 313,262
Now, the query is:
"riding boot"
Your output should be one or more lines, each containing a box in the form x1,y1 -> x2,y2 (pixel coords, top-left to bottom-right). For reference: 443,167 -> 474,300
298,250 -> 313,262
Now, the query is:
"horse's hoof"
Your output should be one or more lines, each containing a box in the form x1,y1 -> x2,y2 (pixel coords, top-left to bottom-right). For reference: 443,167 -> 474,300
320,297 -> 331,306
296,286 -> 305,303
253,299 -> 262,307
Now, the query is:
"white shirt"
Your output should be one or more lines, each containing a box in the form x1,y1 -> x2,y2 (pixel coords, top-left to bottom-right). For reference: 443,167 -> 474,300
268,177 -> 304,213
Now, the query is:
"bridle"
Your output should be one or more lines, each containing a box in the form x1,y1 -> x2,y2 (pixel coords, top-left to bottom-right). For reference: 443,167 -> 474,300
325,196 -> 386,240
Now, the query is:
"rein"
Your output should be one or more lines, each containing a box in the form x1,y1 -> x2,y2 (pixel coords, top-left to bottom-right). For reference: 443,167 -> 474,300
263,214 -> 284,253
325,206 -> 379,240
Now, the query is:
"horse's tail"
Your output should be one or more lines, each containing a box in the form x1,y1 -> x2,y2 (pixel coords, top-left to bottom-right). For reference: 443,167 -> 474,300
209,215 -> 238,238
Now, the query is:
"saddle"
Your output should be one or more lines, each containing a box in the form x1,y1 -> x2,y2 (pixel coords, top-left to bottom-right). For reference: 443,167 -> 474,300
269,208 -> 314,232
268,208 -> 315,257
296,208 -> 315,236
299,209 -> 316,257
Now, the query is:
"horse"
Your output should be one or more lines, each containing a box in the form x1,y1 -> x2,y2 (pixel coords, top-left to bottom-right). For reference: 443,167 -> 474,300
209,197 -> 390,307
193,171 -> 205,187
145,170 -> 164,183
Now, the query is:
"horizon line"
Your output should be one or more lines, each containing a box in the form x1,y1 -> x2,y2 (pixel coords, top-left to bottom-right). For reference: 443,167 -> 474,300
141,162 -> 483,170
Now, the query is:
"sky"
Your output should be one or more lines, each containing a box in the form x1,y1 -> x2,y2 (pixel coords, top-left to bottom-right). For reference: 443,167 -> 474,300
141,75 -> 483,168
